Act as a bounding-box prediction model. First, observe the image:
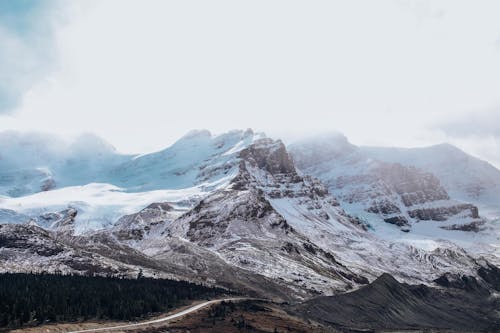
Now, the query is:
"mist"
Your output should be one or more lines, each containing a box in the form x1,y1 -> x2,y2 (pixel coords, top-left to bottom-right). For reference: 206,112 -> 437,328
0,0 -> 499,167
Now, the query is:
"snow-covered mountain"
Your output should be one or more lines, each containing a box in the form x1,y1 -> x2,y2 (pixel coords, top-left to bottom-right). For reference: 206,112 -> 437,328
289,135 -> 481,226
362,143 -> 500,218
0,129 -> 261,197
0,129 -> 498,300
0,129 -> 262,231
0,131 -> 130,197
289,133 -> 499,261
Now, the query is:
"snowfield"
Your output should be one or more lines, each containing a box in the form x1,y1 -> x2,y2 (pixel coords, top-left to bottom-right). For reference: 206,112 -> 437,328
0,183 -> 207,233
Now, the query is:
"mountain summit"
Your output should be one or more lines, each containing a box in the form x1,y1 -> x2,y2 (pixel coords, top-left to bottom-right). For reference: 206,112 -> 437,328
0,130 -> 497,302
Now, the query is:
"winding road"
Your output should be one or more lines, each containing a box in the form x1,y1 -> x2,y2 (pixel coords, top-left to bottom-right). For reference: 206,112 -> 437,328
66,297 -> 248,332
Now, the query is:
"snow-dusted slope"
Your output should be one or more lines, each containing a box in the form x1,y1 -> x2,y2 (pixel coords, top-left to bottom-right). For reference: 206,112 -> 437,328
0,129 -> 263,232
0,129 -> 262,196
289,134 -> 480,228
108,129 -> 262,192
288,133 -> 499,263
0,183 -> 205,233
0,222 -> 170,278
103,137 -> 495,297
362,144 -> 500,218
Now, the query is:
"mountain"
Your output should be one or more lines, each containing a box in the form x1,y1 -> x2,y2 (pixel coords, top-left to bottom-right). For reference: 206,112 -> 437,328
0,130 -> 496,304
0,129 -> 260,197
108,129 -> 262,192
289,133 -> 499,263
291,272 -> 500,331
0,129 -> 263,232
362,143 -> 500,217
0,131 -> 130,197
2,131 -> 492,298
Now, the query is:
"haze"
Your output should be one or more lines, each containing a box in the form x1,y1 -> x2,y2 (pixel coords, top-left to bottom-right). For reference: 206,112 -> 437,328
0,0 -> 499,167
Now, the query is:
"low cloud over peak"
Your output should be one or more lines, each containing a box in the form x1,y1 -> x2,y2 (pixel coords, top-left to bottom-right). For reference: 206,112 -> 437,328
434,108 -> 500,168
436,108 -> 500,139
0,1 -> 499,168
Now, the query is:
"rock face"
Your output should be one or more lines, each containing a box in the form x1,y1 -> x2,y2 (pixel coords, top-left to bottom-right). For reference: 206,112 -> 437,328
161,138 -> 488,297
0,224 -> 65,257
164,138 -> 370,297
36,208 -> 78,233
0,224 -> 135,276
289,134 -> 483,231
374,163 -> 450,206
441,220 -> 486,232
408,203 -> 478,221
113,202 -> 175,241
362,143 -> 500,213
183,189 -> 290,246
239,138 -> 298,176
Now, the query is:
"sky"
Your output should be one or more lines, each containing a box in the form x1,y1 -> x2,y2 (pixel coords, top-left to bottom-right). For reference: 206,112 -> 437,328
0,0 -> 499,167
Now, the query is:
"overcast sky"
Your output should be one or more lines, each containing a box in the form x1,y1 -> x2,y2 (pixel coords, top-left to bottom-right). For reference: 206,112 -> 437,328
1,0 -> 499,167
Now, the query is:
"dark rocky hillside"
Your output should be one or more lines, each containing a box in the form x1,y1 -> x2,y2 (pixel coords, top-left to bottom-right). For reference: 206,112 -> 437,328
291,272 -> 500,332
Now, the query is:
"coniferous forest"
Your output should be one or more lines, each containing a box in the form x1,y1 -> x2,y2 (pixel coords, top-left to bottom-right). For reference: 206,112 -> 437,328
0,272 -> 228,330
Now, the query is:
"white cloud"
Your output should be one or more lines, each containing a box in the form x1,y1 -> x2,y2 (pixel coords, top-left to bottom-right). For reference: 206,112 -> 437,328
0,0 -> 499,166
0,1 -> 66,112
432,108 -> 500,168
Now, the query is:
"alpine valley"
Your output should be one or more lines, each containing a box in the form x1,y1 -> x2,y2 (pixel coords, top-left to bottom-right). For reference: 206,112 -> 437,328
1,129 -> 499,332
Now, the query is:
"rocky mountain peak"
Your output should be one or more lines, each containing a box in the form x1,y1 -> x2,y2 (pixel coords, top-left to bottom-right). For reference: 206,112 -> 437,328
374,162 -> 450,206
239,138 -> 297,176
373,272 -> 400,287
290,137 -> 484,232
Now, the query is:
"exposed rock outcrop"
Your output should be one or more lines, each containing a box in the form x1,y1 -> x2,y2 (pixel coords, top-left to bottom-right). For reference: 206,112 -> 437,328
408,204 -> 478,221
37,208 -> 78,234
290,136 -> 482,232
113,202 -> 174,241
240,138 -> 298,177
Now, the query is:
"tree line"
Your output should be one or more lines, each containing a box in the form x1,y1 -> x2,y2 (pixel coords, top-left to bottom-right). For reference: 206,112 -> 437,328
0,272 -> 227,329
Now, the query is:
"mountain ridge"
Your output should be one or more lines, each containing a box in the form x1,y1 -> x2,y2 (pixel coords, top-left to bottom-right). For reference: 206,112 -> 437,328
0,129 -> 498,305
